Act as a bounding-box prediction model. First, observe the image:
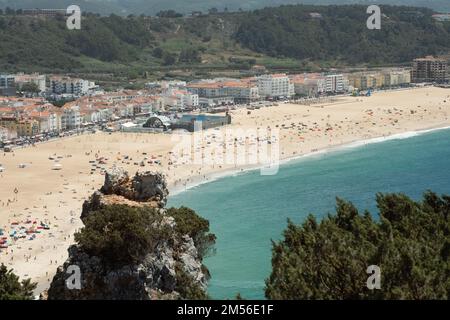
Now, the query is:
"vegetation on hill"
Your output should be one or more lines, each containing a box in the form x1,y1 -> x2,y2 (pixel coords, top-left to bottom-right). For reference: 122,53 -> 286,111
235,5 -> 450,65
266,191 -> 450,299
0,5 -> 449,79
167,206 -> 217,259
72,204 -> 215,299
74,205 -> 167,265
74,205 -> 216,268
0,264 -> 37,300
1,1 -> 450,16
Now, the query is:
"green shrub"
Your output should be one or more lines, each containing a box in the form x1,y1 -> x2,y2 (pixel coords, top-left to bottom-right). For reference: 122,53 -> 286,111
0,264 -> 37,300
167,206 -> 216,259
75,205 -> 167,266
266,191 -> 450,300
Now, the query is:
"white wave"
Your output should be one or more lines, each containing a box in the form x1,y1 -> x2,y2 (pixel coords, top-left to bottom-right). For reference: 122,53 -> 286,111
169,125 -> 450,197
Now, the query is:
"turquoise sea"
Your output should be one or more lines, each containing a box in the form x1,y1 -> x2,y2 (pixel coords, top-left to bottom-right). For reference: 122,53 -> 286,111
167,127 -> 450,299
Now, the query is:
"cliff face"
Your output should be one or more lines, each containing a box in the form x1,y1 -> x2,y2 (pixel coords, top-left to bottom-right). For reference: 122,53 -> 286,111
46,168 -> 209,300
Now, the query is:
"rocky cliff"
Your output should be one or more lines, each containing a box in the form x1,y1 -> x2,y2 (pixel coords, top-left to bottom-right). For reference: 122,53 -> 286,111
45,167 -> 212,300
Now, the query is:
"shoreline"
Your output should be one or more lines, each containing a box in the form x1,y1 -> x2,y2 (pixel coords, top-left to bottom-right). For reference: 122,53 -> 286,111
168,122 -> 450,197
1,86 -> 450,295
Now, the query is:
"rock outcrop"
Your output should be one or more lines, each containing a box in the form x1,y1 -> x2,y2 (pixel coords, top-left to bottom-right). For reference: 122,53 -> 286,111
45,168 -> 209,300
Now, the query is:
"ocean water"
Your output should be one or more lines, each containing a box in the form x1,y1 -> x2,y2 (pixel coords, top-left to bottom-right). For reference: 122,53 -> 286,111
167,127 -> 450,299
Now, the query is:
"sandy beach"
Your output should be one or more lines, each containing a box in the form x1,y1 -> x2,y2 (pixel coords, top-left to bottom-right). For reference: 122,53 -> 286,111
1,86 -> 450,294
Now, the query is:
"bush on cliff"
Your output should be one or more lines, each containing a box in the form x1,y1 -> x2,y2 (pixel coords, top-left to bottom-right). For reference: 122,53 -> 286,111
0,264 -> 37,300
74,205 -> 167,266
266,191 -> 450,300
174,263 -> 209,300
167,206 -> 217,259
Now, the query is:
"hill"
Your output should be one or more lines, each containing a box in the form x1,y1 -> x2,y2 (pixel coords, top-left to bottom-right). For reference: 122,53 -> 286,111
0,5 -> 449,81
0,1 -> 449,16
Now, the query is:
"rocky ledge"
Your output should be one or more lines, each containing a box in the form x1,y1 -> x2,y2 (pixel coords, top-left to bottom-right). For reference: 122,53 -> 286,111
45,167 -> 211,300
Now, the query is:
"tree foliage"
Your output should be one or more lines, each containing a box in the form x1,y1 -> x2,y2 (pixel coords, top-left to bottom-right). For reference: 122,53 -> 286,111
266,191 -> 450,299
0,264 -> 37,300
1,5 -> 449,72
19,82 -> 39,93
74,205 -> 167,266
234,5 -> 450,65
167,206 -> 216,259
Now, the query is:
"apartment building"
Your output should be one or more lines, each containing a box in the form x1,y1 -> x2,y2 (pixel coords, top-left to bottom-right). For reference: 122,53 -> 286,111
383,69 -> 411,87
187,82 -> 224,98
164,89 -> 199,109
31,111 -> 60,133
412,56 -> 448,83
187,79 -> 259,103
290,74 -> 326,96
348,69 -> 411,90
0,116 -> 40,137
221,81 -> 259,103
50,77 -> 93,96
60,106 -> 82,130
0,74 -> 16,96
14,73 -> 47,92
324,74 -> 348,93
257,74 -> 294,99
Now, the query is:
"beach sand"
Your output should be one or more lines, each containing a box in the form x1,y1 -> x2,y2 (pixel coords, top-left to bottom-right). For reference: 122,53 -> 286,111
1,86 -> 449,294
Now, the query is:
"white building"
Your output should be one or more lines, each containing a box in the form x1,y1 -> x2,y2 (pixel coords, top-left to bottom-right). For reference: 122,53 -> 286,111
0,74 -> 15,88
35,112 -> 60,133
384,69 -> 411,86
50,77 -> 93,96
257,74 -> 294,98
14,73 -> 46,92
0,126 -> 17,141
0,74 -> 15,96
61,106 -> 82,130
291,74 -> 326,96
187,79 -> 259,103
164,89 -> 199,110
324,74 -> 348,93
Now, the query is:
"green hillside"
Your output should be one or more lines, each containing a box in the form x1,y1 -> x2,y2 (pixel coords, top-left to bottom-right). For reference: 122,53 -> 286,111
1,0 -> 450,16
0,5 -> 449,80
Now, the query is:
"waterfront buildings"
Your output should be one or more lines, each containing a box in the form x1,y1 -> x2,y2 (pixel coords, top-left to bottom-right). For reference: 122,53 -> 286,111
324,74 -> 348,93
256,74 -> 294,99
290,73 -> 347,95
0,116 -> 40,137
60,106 -> 82,130
347,69 -> 411,90
0,126 -> 17,141
163,89 -> 199,110
30,111 -> 60,133
290,74 -> 325,96
187,79 -> 259,105
412,56 -> 448,83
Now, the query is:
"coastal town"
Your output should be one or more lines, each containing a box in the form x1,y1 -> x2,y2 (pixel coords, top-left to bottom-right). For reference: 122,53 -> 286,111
1,55 -> 447,149
1,52 -> 450,297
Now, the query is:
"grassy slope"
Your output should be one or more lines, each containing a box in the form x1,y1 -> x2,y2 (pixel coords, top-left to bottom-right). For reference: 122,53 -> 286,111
0,6 -> 449,84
